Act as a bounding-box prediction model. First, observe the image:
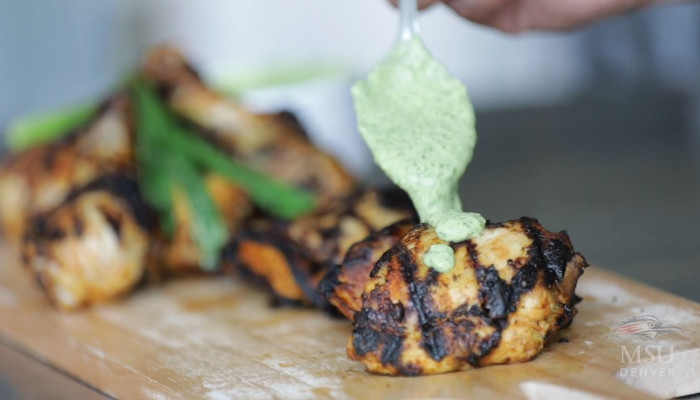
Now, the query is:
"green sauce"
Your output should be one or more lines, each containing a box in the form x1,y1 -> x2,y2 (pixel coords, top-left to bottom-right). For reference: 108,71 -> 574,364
427,210 -> 485,243
353,37 -> 485,272
423,244 -> 455,273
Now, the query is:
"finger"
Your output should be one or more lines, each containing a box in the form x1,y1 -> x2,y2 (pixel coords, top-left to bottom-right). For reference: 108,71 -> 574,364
388,0 -> 444,10
444,0 -> 509,23
444,0 -> 526,32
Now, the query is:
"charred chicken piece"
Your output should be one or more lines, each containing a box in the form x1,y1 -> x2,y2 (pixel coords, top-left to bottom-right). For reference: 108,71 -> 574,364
226,189 -> 416,307
286,189 -> 415,269
21,175 -> 155,311
0,95 -> 133,238
318,219 -> 415,320
140,46 -> 355,206
348,217 -> 587,375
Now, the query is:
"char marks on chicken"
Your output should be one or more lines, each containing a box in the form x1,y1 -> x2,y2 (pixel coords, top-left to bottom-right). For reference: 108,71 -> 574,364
227,188 -> 416,308
318,219 -> 415,320
0,94 -> 133,237
21,175 -> 155,311
347,217 -> 587,375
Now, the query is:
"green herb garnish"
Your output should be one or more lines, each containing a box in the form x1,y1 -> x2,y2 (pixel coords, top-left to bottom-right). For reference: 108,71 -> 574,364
165,126 -> 316,219
131,80 -> 316,269
171,156 -> 228,270
6,104 -> 95,151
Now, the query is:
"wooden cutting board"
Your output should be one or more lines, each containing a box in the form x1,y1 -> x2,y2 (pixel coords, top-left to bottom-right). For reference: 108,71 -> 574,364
0,243 -> 699,400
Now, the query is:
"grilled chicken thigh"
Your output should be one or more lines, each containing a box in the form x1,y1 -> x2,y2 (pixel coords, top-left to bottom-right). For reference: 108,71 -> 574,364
0,95 -> 133,238
21,176 -> 154,311
227,189 -> 416,307
140,46 -> 355,206
348,217 -> 587,375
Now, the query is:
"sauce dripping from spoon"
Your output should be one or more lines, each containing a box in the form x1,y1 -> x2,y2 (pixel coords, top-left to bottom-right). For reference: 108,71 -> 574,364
352,0 -> 485,272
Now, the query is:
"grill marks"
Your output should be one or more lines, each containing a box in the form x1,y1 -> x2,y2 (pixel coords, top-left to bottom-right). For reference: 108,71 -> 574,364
66,174 -> 155,230
476,266 -> 509,321
351,253 -> 408,370
19,173 -> 153,311
398,244 -> 449,362
228,209 -> 359,308
508,264 -> 539,313
318,219 -> 415,320
29,174 -> 155,245
352,312 -> 381,356
542,239 -> 572,282
397,243 -> 434,325
422,325 -> 448,361
351,237 -> 456,371
474,332 -> 502,365
465,240 -> 480,269
521,217 -> 573,285
380,334 -> 405,366
231,189 -> 416,310
462,235 -> 503,358
349,217 -> 588,375
23,175 -> 152,269
225,229 -> 325,308
521,217 -> 587,330
392,241 -> 452,363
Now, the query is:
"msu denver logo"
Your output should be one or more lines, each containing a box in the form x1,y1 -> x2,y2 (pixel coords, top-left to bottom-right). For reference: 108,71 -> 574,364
612,315 -> 682,342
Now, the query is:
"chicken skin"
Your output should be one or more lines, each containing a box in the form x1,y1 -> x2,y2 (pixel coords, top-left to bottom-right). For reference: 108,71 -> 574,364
0,95 -> 133,238
140,46 -> 355,207
227,189 -> 416,307
318,219 -> 415,320
21,175 -> 155,311
348,217 -> 587,375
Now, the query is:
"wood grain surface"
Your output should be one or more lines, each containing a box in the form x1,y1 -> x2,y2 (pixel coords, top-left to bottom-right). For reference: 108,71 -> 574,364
0,243 -> 698,400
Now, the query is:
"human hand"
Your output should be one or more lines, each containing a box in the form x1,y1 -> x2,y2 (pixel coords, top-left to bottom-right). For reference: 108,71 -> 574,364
389,0 -> 658,33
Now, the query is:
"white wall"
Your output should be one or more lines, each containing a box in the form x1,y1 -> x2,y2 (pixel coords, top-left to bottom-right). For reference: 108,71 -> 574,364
1,0 -> 699,128
115,0 -> 590,109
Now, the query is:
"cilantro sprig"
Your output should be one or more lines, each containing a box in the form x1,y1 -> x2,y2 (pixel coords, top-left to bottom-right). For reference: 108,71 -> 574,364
6,104 -> 95,151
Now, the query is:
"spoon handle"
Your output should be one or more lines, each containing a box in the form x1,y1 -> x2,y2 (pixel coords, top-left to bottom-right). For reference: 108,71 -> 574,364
399,0 -> 420,41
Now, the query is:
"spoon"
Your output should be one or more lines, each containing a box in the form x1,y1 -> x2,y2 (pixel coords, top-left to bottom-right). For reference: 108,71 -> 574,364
398,0 -> 421,43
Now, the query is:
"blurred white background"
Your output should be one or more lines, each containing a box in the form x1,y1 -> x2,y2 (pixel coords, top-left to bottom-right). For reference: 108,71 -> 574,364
2,0 -> 699,126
